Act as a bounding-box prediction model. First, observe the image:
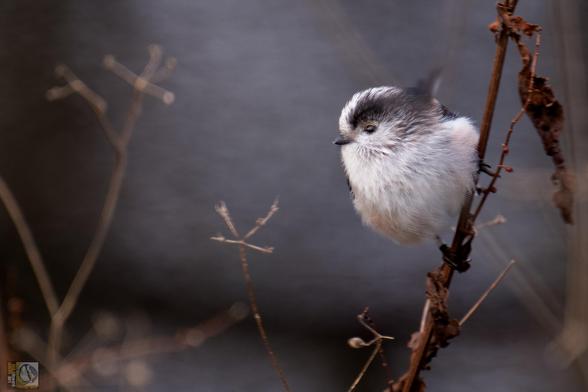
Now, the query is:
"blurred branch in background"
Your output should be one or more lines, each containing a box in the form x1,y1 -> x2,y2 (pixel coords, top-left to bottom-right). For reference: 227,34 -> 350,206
0,45 -> 177,390
45,44 -> 175,377
10,303 -> 247,390
550,0 -> 588,384
0,291 -> 10,389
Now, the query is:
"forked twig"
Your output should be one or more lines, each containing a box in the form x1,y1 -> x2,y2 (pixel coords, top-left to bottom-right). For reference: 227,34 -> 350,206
244,198 -> 279,240
211,200 -> 292,392
363,311 -> 395,388
347,310 -> 394,392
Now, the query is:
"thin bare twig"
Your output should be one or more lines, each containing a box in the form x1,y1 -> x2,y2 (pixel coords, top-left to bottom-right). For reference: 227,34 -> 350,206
243,198 -> 279,240
210,236 -> 274,254
460,260 -> 517,326
347,310 -> 394,392
212,201 -> 292,392
348,340 -> 382,392
475,214 -> 507,231
214,201 -> 240,238
362,311 -> 395,388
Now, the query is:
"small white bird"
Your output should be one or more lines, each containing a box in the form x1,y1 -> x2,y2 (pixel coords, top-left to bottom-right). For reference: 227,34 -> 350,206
335,83 -> 479,245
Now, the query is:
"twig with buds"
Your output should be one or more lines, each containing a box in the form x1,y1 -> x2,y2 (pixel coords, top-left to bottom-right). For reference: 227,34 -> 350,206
392,2 -> 552,391
473,33 -> 542,221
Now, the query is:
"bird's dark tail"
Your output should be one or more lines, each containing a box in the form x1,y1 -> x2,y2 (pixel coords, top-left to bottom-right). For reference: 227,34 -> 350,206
414,67 -> 443,97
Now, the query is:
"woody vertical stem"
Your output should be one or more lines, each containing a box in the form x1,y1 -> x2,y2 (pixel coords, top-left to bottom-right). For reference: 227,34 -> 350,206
477,4 -> 514,161
399,1 -> 516,391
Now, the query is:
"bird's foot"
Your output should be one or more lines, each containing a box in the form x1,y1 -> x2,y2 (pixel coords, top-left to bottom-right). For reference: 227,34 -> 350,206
436,233 -> 474,272
478,160 -> 499,178
439,243 -> 471,273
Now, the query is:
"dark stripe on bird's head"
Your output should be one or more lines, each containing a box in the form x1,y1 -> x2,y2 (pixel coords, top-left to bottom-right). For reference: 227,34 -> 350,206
346,87 -> 435,131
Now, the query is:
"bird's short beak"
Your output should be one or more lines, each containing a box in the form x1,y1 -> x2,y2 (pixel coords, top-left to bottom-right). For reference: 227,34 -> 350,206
333,136 -> 352,146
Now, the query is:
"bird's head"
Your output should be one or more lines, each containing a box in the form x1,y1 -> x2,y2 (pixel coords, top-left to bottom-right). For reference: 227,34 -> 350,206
335,86 -> 443,158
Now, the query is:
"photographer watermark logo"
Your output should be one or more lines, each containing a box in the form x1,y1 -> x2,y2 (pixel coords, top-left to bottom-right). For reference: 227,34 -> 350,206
7,362 -> 39,389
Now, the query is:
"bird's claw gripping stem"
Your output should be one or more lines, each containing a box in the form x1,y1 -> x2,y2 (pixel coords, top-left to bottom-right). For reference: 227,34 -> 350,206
439,243 -> 471,272
439,216 -> 474,273
478,160 -> 499,177
439,244 -> 470,272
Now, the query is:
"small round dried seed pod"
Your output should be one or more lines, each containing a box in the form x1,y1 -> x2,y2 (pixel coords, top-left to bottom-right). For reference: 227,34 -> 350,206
348,337 -> 366,349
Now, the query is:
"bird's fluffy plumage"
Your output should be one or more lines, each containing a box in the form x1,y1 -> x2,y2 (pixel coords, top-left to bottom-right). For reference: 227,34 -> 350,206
337,86 -> 478,244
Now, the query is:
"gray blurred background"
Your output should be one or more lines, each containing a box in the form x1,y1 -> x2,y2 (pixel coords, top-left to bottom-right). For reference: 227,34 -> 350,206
1,0 -> 587,391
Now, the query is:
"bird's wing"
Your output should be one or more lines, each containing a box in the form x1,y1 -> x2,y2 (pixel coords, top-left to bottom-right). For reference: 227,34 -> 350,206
440,104 -> 458,121
346,174 -> 355,200
414,67 -> 443,97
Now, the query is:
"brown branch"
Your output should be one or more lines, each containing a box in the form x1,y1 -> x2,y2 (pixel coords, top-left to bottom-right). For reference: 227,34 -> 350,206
473,32 -> 542,221
212,201 -> 292,392
476,1 -> 517,161
393,3 -> 565,391
394,2 -> 518,391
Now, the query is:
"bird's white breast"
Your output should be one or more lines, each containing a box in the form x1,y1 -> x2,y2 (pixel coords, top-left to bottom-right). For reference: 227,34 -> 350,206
341,117 -> 478,244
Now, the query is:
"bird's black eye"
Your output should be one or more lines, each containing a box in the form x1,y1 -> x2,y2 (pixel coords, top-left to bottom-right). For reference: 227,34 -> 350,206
364,125 -> 377,134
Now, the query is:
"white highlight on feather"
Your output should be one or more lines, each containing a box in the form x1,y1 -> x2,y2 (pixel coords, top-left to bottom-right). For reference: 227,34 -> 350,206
340,98 -> 478,244
339,87 -> 401,133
